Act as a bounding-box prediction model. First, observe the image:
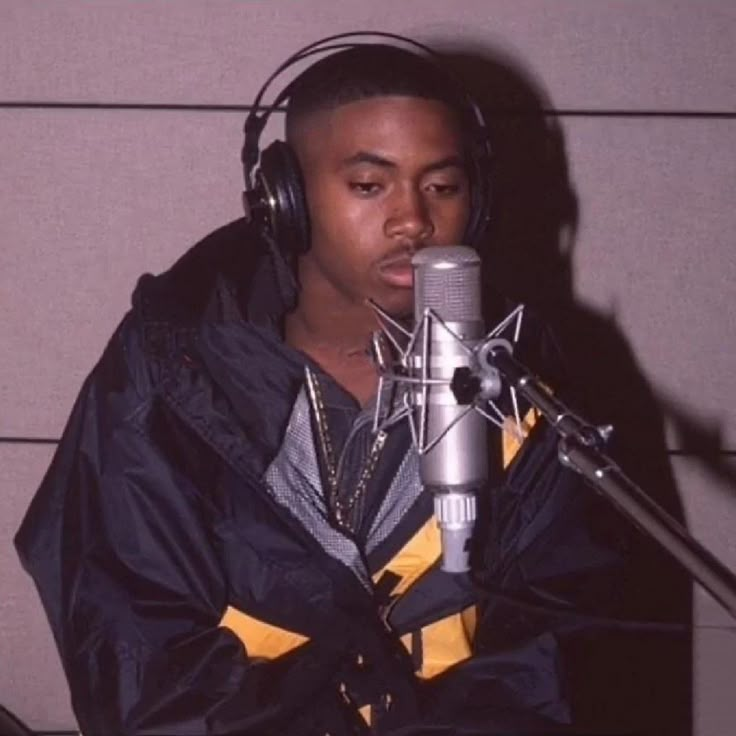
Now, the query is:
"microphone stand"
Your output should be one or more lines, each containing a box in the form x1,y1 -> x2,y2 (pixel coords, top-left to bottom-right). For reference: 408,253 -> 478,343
485,344 -> 736,620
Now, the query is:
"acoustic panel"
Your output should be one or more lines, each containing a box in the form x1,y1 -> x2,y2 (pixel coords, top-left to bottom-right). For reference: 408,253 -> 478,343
1,1 -> 734,111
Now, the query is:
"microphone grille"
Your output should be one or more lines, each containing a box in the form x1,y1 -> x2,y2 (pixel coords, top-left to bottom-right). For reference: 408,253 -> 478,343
412,246 -> 482,322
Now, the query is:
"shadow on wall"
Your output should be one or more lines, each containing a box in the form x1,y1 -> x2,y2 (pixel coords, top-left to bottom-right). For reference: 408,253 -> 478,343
440,43 -> 695,736
662,391 -> 736,497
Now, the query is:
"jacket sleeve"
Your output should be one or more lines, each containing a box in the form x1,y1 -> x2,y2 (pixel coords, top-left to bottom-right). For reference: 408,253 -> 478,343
14,321 -> 375,736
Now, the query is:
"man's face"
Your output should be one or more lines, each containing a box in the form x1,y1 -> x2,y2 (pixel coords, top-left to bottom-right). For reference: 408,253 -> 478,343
290,95 -> 471,317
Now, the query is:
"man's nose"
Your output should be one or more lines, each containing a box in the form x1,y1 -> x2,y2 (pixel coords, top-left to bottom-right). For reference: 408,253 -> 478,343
385,186 -> 434,241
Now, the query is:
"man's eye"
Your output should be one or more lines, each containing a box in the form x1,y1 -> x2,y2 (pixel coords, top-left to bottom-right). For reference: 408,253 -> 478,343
426,182 -> 462,197
349,182 -> 382,196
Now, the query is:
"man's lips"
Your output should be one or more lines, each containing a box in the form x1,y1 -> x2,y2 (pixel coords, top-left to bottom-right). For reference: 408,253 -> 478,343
378,256 -> 414,288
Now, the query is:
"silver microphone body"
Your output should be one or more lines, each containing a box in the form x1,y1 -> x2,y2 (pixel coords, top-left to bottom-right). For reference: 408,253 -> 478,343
411,246 -> 488,573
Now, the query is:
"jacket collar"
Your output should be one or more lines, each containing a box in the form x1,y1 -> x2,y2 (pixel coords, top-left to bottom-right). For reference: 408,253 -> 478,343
132,217 -> 297,341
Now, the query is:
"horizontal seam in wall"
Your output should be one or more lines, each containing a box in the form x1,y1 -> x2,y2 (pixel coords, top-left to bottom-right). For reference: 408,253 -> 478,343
1,437 -> 62,445
0,101 -> 734,119
668,450 -> 736,457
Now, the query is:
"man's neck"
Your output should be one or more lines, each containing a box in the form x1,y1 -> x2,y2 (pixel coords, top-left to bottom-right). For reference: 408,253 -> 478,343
286,301 -> 374,354
284,293 -> 380,407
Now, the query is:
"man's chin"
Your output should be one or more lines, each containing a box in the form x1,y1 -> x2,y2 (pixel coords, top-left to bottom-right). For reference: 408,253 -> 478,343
366,289 -> 415,322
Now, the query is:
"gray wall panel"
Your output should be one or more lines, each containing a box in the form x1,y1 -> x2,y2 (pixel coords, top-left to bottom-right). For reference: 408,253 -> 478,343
0,108 -> 244,437
671,456 -> 736,736
564,118 -> 736,450
4,114 -> 734,450
1,1 -> 734,110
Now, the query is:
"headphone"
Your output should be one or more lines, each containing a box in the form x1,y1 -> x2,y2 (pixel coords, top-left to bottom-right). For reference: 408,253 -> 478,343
241,31 -> 493,257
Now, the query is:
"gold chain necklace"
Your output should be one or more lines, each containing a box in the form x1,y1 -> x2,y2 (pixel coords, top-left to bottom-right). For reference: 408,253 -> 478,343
304,367 -> 387,533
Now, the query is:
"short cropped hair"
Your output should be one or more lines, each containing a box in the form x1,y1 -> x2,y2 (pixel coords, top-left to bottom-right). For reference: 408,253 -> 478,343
284,45 -> 470,137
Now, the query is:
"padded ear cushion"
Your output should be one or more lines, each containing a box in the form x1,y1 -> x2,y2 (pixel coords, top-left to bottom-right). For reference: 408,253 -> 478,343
464,135 -> 493,249
258,140 -> 311,256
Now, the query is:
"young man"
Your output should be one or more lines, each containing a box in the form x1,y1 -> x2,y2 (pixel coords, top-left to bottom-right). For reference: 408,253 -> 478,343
15,41 -> 622,735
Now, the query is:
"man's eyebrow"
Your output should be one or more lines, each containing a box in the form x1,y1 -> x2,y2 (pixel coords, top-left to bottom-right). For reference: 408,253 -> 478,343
340,151 -> 396,169
422,155 -> 467,174
339,152 -> 467,173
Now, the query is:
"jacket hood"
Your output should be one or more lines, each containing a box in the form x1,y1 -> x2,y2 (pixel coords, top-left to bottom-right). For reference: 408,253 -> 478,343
131,218 -> 298,336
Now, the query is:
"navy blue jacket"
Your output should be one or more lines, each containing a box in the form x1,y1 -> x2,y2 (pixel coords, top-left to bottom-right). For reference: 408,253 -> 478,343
16,220 -> 628,735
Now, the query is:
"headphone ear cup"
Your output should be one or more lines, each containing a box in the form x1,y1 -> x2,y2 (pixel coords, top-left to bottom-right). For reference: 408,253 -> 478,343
464,137 -> 493,249
257,140 -> 311,256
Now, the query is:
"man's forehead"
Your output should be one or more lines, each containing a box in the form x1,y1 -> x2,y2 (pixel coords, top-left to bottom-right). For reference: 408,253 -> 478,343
289,95 -> 465,157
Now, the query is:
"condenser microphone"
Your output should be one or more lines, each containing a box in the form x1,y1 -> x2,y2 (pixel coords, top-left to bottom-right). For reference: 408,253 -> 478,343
411,246 -> 488,573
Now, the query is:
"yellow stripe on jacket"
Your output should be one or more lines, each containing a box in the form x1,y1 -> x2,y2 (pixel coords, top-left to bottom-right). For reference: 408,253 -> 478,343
375,406 -> 539,678
220,407 -> 539,676
220,605 -> 308,659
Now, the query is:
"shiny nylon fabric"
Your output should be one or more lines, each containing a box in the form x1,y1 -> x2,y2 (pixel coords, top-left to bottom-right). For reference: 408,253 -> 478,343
15,220 -> 648,735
